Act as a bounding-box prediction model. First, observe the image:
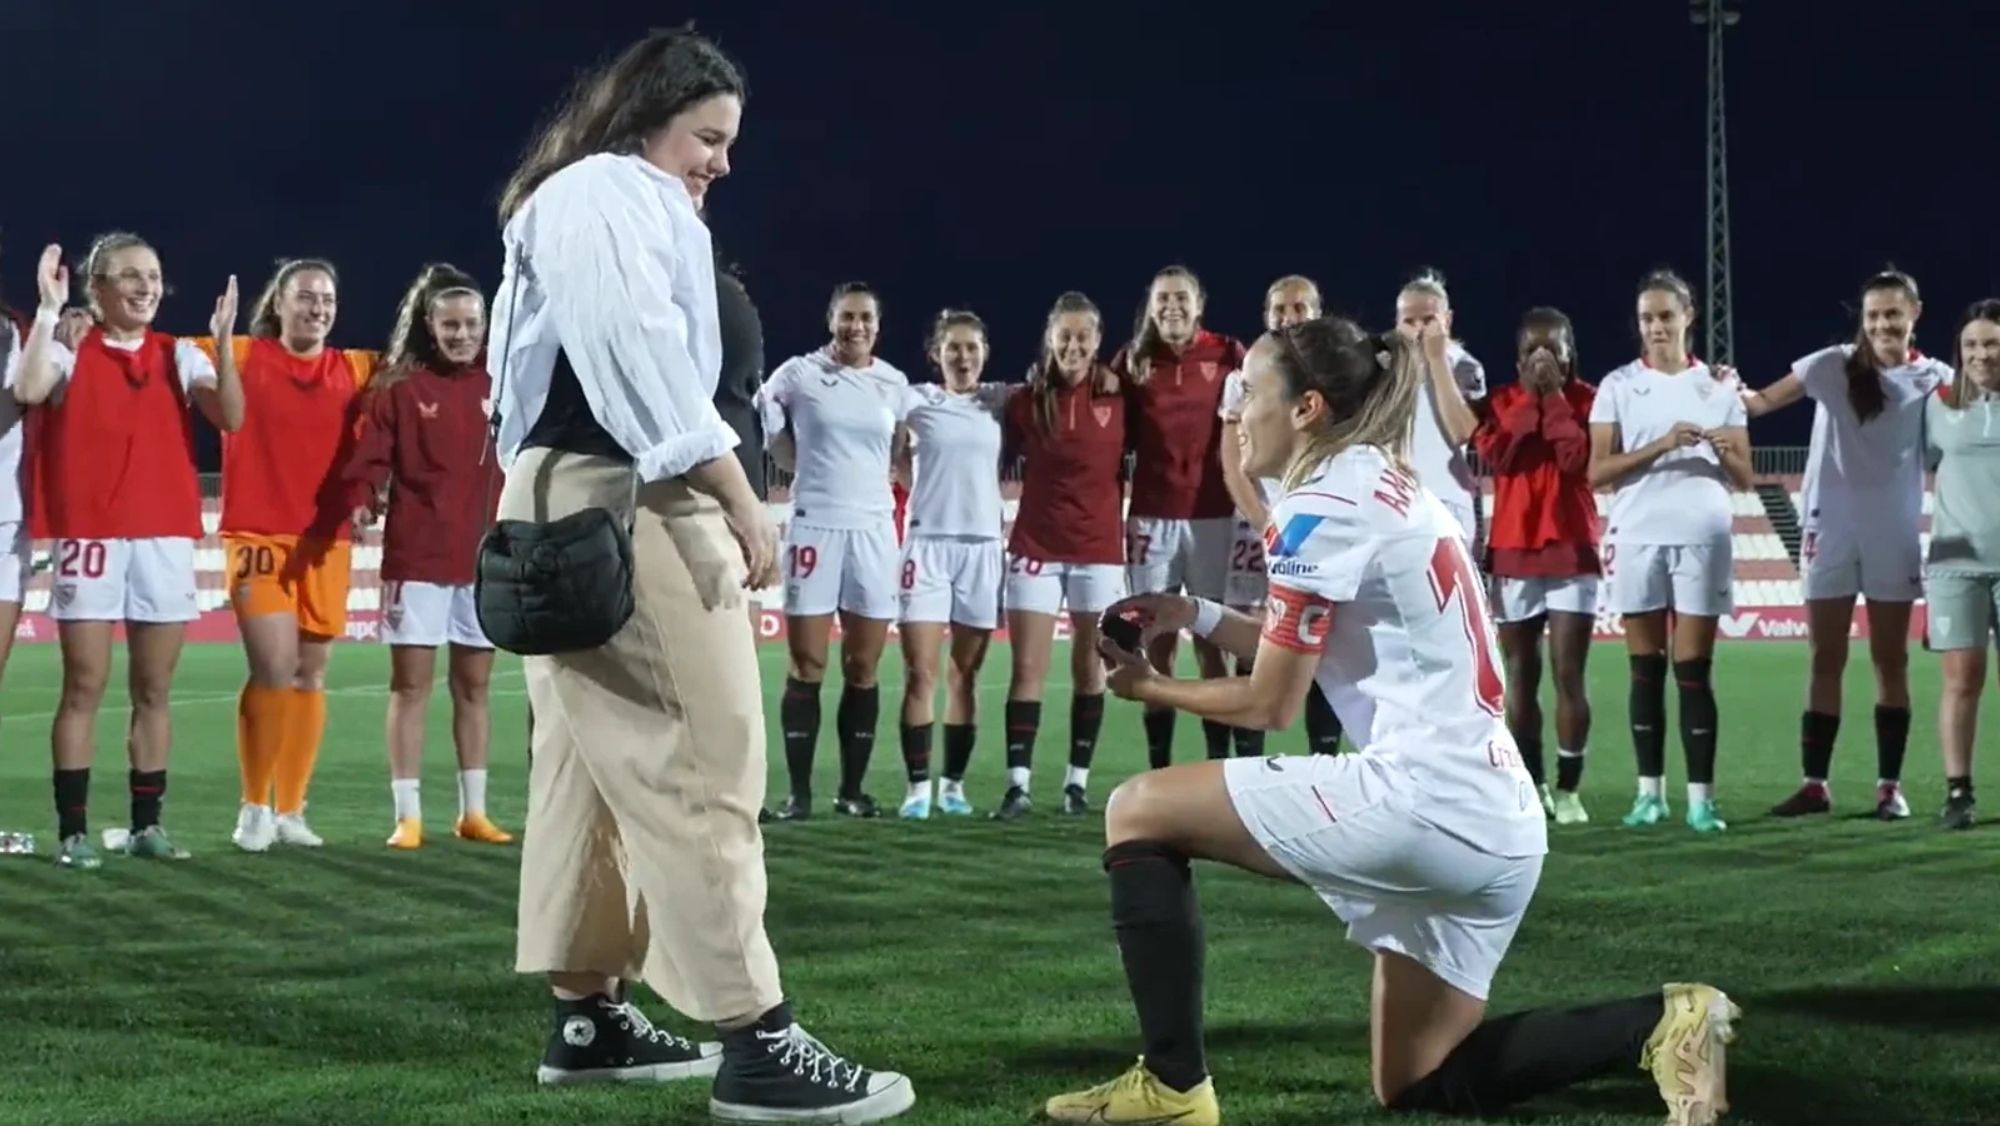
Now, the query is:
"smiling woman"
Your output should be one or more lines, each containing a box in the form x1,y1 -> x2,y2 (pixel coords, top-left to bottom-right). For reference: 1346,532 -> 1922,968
200,257 -> 380,855
11,233 -> 243,870
484,25 -> 910,1124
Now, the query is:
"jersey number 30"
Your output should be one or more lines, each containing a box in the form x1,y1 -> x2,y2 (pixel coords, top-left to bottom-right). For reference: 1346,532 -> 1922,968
1426,536 -> 1505,717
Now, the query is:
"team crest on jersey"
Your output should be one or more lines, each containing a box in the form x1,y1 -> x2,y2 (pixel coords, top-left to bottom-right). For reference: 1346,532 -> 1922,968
1092,405 -> 1113,428
1695,381 -> 1714,400
1198,361 -> 1220,382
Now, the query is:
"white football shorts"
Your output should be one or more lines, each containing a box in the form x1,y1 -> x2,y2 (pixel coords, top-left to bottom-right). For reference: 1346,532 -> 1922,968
1126,515 -> 1232,601
783,519 -> 900,620
898,535 -> 1003,630
1603,540 -> 1732,618
47,536 -> 199,624
1224,752 -> 1541,1002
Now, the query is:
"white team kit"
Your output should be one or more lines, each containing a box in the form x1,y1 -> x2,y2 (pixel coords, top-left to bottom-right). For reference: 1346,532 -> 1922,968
896,383 -> 1006,630
757,349 -> 910,620
1490,574 -> 1601,625
1794,345 -> 1950,603
1217,371 -> 1281,608
1411,342 -> 1487,553
1003,556 -> 1126,618
1589,358 -> 1745,617
0,325 -> 29,604
14,334 -> 216,623
1222,444 -> 1546,1001
383,580 -> 492,649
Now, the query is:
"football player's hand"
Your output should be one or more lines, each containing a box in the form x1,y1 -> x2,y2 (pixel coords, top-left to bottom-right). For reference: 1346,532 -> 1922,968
1704,429 -> 1740,458
1098,637 -> 1157,700
1657,421 -> 1705,452
34,244 -> 68,316
1104,592 -> 1194,649
211,274 -> 239,341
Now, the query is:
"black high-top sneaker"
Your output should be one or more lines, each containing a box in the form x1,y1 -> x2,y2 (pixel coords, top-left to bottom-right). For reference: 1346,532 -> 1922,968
536,992 -> 721,1085
1060,784 -> 1090,816
711,1005 -> 914,1124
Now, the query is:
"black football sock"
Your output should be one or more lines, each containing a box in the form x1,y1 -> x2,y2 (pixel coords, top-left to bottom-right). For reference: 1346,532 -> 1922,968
1143,709 -> 1176,770
778,678 -> 821,802
1674,659 -> 1717,787
1069,693 -> 1105,771
1629,654 -> 1668,779
1232,726 -> 1265,758
1304,684 -> 1343,753
1201,719 -> 1231,760
1800,710 -> 1839,781
1518,730 -> 1547,787
835,685 -> 880,799
1874,704 -> 1911,784
1388,993 -> 1665,1114
1005,700 -> 1041,781
54,768 -> 89,840
1555,749 -> 1586,792
941,723 -> 976,782
1104,840 -> 1207,1093
899,723 -> 932,785
129,769 -> 166,831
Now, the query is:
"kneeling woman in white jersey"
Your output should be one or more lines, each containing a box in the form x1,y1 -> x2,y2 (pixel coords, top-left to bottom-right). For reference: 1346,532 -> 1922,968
1588,270 -> 1752,834
760,283 -> 910,821
1045,318 -> 1735,1126
1739,270 -> 1947,821
891,310 -> 1008,818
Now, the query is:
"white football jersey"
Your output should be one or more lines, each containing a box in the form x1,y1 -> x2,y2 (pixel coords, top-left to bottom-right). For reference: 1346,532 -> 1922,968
900,383 -> 1007,539
1795,344 -> 1950,533
0,324 -> 25,525
1588,358 -> 1745,547
1260,444 -> 1546,860
757,349 -> 910,530
1410,342 -> 1486,516
1217,370 -> 1280,505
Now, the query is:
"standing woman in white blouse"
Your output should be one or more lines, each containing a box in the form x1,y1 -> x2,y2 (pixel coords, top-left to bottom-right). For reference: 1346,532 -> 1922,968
488,27 -> 912,1124
758,283 -> 910,823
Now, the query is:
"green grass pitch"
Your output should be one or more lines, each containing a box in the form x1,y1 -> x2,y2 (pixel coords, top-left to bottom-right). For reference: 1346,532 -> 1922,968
0,640 -> 1997,1125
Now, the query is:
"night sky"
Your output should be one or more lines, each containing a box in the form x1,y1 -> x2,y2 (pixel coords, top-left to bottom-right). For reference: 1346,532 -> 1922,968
5,0 -> 1995,456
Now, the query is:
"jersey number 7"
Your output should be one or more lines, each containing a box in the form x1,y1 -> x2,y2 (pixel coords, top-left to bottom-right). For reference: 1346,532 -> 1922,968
1426,536 -> 1505,717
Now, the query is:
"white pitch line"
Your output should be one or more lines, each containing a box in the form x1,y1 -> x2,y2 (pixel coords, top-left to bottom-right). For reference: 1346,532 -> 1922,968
2,668 -> 527,723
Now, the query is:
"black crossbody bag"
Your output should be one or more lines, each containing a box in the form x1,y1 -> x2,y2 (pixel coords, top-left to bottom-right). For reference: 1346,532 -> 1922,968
472,248 -> 637,655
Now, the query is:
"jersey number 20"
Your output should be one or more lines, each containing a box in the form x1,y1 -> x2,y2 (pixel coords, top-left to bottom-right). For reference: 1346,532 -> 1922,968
1426,536 -> 1504,717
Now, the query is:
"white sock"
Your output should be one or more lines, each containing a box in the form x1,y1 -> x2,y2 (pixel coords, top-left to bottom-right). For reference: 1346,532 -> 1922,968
940,777 -> 965,798
1878,777 -> 1900,790
1557,748 -> 1584,759
1007,766 -> 1031,791
1687,782 -> 1714,803
906,779 -> 931,800
458,769 -> 488,817
1065,765 -> 1090,791
392,778 -> 421,821
1638,776 -> 1665,799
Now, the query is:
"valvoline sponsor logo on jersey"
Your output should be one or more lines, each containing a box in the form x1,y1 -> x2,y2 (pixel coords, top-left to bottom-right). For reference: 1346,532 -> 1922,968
1263,513 -> 1325,577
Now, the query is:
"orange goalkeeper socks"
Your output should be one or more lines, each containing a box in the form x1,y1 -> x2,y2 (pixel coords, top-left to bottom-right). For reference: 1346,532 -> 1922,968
236,684 -> 288,806
274,687 -> 327,815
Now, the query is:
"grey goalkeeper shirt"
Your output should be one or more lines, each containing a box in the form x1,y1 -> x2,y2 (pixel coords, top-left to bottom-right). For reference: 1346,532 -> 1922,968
1925,393 -> 2000,575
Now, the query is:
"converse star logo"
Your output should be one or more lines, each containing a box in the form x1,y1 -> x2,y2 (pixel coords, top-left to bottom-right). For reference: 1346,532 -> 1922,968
561,1015 -> 596,1047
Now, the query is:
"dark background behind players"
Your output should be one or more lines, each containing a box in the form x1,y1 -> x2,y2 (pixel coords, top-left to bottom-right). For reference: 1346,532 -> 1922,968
7,0 -> 1995,475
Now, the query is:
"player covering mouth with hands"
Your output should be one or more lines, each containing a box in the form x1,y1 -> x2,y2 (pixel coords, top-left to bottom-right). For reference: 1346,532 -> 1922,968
1042,316 -> 1739,1126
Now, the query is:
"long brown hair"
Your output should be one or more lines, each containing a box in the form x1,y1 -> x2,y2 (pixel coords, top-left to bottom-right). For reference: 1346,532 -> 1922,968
498,26 -> 745,224
248,258 -> 338,339
1029,291 -> 1118,437
1123,265 -> 1203,385
1272,317 -> 1420,491
1843,268 -> 1920,424
925,308 -> 987,376
378,263 -> 485,384
1946,298 -> 2000,411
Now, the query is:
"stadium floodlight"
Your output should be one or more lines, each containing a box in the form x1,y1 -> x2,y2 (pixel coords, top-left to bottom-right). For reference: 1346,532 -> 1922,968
1689,0 -> 1742,367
